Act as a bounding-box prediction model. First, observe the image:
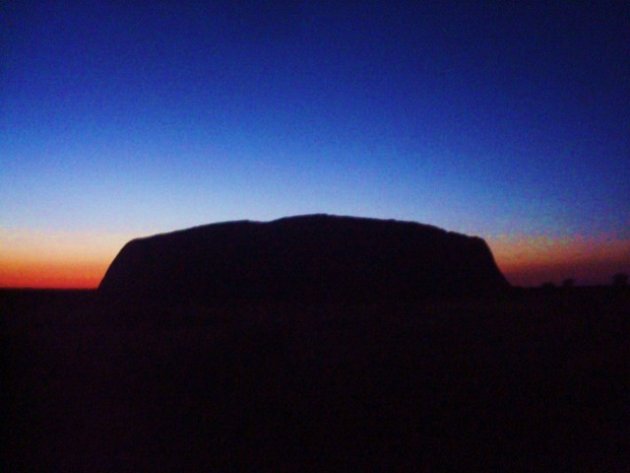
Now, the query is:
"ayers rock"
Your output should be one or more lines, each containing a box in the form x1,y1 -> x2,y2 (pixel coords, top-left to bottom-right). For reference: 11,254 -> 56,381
99,214 -> 509,303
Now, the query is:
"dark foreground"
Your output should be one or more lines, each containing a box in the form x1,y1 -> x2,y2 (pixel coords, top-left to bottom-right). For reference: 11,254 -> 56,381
2,288 -> 629,472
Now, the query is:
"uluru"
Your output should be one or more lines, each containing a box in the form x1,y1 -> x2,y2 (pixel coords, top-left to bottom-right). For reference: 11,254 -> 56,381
99,214 -> 509,304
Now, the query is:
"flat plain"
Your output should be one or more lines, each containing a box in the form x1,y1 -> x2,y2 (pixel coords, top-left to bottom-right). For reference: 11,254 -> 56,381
2,288 -> 629,472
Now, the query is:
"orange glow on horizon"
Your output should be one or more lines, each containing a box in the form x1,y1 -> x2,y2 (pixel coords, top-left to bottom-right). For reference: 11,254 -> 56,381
0,259 -> 109,288
1,228 -> 628,289
0,228 -> 134,289
488,234 -> 630,286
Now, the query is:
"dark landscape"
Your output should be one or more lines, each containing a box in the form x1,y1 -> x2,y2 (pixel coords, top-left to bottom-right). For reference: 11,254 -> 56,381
4,2 -> 629,471
3,217 -> 629,472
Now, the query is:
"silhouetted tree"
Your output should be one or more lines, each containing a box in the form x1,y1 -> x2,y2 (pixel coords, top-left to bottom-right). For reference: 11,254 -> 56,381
540,281 -> 556,294
562,278 -> 575,288
612,273 -> 628,287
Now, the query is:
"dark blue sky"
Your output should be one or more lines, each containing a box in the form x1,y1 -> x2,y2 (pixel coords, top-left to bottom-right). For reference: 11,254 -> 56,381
1,1 -> 629,285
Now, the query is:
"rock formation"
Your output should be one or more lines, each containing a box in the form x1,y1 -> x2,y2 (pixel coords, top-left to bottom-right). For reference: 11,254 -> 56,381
99,214 -> 509,303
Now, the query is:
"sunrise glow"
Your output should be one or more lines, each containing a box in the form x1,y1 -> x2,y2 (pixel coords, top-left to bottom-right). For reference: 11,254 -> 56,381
488,234 -> 630,287
0,226 -> 627,288
1,2 -> 628,289
0,229 -> 133,288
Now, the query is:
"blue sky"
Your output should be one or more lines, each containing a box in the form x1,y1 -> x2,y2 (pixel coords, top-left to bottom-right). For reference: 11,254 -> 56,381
1,1 -> 629,286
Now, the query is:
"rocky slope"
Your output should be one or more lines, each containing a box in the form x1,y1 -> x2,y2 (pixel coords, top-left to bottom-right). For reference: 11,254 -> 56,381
99,214 -> 509,303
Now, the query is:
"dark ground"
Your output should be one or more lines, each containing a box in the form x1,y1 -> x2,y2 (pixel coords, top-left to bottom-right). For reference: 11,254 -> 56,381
2,288 -> 629,472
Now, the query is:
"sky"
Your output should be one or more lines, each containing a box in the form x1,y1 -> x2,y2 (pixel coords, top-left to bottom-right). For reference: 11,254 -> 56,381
1,1 -> 629,288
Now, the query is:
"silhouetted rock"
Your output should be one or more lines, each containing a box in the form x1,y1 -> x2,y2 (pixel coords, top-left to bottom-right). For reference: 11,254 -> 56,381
99,214 -> 509,304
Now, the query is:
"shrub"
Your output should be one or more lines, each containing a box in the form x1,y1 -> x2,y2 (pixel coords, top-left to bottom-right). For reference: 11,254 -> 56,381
612,273 -> 628,287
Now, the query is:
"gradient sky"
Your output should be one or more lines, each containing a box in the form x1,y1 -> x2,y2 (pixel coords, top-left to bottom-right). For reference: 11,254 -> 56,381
1,1 -> 629,288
